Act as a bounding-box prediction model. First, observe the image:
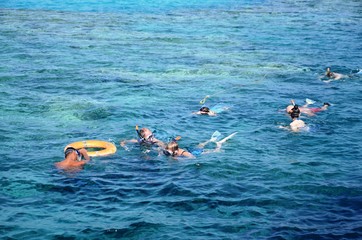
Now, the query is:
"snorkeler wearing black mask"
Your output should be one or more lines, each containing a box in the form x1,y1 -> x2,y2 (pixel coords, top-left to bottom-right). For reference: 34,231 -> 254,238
119,126 -> 166,149
193,106 -> 217,116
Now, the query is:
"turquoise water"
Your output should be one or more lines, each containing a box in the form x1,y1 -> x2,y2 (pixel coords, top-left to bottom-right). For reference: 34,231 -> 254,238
1,0 -> 362,239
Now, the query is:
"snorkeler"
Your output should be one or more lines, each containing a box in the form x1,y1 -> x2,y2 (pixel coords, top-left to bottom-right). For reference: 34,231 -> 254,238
286,99 -> 330,117
162,140 -> 195,158
286,99 -> 299,115
193,106 -> 217,116
120,126 -> 166,149
324,67 -> 345,81
55,147 -> 91,171
289,105 -> 306,132
162,131 -> 238,159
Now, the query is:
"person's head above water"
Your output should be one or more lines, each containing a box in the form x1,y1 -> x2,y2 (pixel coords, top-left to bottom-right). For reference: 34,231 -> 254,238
323,102 -> 331,107
163,141 -> 179,157
199,106 -> 210,115
120,125 -> 166,149
325,67 -> 336,78
64,147 -> 82,161
292,104 -> 300,111
290,105 -> 301,119
64,147 -> 77,157
136,126 -> 154,144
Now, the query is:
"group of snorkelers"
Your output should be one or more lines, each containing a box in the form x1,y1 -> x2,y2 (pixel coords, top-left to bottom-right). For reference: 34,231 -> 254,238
57,67 -> 345,170
280,67 -> 346,131
57,127 -> 237,171
120,126 -> 238,159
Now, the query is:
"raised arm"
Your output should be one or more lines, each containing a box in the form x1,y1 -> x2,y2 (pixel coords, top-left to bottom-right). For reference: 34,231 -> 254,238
78,148 -> 90,161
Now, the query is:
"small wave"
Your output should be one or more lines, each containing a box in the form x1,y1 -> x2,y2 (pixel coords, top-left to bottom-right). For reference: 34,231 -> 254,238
103,222 -> 166,238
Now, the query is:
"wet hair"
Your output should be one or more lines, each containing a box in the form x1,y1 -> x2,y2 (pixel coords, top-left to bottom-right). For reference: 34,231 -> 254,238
164,141 -> 179,157
199,107 -> 210,115
200,107 -> 210,112
326,72 -> 334,78
326,68 -> 334,78
64,147 -> 77,158
292,105 -> 300,113
137,128 -> 155,145
323,102 -> 331,106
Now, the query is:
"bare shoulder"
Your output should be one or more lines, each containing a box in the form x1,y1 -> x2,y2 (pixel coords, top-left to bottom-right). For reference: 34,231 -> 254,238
180,149 -> 195,158
290,120 -> 306,131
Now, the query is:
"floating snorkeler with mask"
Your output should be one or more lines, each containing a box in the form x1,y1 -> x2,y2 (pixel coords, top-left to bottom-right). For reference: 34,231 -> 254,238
322,67 -> 347,82
289,105 -> 307,132
193,106 -> 217,116
162,131 -> 238,159
281,104 -> 307,132
195,93 -> 231,116
55,147 -> 91,171
120,125 -> 166,150
286,99 -> 331,117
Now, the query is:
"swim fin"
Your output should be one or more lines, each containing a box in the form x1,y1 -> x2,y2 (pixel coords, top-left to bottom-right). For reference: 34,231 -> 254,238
217,132 -> 238,144
305,98 -> 316,105
210,131 -> 221,142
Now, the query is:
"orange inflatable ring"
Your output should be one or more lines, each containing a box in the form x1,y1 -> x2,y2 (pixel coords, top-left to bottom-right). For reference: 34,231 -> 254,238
64,140 -> 117,157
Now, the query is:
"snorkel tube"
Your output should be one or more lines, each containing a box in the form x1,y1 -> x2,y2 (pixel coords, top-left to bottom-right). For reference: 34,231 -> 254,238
173,136 -> 181,141
135,125 -> 144,141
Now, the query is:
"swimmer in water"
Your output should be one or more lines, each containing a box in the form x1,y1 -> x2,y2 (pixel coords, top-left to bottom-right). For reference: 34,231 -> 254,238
162,132 -> 238,159
289,105 -> 306,132
286,99 -> 330,117
162,140 -> 195,158
193,106 -> 217,116
286,99 -> 298,115
120,126 -> 166,149
281,104 -> 307,132
324,67 -> 345,81
55,147 -> 91,171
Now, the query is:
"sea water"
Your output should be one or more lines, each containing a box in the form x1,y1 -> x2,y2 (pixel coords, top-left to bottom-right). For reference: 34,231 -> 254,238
0,0 -> 361,239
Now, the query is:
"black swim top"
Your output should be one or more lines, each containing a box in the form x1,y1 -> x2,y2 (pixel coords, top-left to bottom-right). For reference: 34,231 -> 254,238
291,111 -> 300,119
290,105 -> 300,119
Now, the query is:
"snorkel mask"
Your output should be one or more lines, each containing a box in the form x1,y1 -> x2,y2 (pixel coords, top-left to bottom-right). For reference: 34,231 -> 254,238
163,137 -> 181,157
163,149 -> 174,157
136,125 -> 154,144
200,107 -> 210,114
163,144 -> 178,157
64,147 -> 82,161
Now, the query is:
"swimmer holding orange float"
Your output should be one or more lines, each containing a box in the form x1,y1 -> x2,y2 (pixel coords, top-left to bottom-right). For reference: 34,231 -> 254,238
55,147 -> 90,171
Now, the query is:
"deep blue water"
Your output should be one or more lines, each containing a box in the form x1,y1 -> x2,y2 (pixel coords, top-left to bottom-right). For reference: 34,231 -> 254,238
1,0 -> 362,239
